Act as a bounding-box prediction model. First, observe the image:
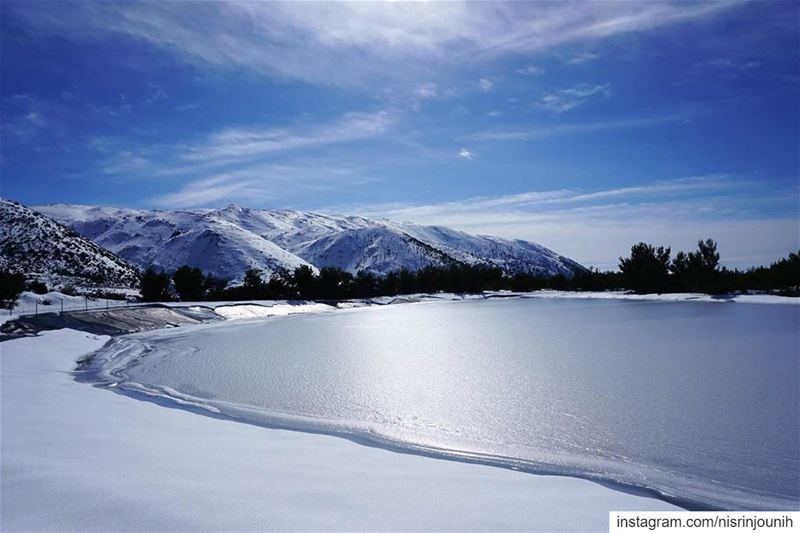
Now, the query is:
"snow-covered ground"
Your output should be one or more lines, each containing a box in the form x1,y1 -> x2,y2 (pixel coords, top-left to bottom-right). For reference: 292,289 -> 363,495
8,287 -> 795,320
1,328 -> 678,531
166,290 -> 800,322
5,288 -> 794,332
212,302 -> 335,319
6,290 -> 135,317
162,291 -> 800,315
514,290 -> 800,305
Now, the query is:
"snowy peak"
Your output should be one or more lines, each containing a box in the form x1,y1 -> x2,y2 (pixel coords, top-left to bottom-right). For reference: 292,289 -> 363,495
32,203 -> 585,280
0,199 -> 139,288
162,216 -> 312,279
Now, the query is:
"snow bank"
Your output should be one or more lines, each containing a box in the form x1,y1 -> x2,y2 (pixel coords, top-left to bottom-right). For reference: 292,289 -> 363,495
0,311 -> 19,326
213,302 -> 334,320
1,291 -> 97,324
8,286 -> 794,328
210,295 -> 484,317
513,290 -> 800,305
728,294 -> 800,305
10,290 -> 133,316
17,290 -> 92,309
1,329 -> 677,531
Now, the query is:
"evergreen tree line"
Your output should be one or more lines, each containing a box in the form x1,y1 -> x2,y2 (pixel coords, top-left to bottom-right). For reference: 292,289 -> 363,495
140,263 -> 515,302
137,239 -> 799,302
617,239 -> 799,294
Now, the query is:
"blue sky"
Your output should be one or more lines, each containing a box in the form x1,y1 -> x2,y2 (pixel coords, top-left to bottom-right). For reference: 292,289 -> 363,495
1,1 -> 798,269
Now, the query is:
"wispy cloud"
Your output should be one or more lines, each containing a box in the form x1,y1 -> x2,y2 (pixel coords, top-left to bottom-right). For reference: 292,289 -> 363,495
6,1 -> 744,86
703,58 -> 761,71
175,103 -> 200,113
151,174 -> 258,208
685,58 -> 763,81
89,86 -> 167,118
413,82 -> 438,99
464,114 -> 687,141
182,110 -> 396,163
150,159 -> 382,208
516,65 -> 545,75
2,111 -> 46,142
150,158 -> 382,209
1,94 -> 51,142
85,108 -> 400,188
88,100 -> 133,119
0,93 -> 81,150
100,151 -> 151,175
478,78 -> 494,93
457,148 -> 475,160
537,83 -> 611,113
348,175 -> 734,219
87,135 -> 161,177
567,52 -> 599,65
333,175 -> 799,269
143,84 -> 168,106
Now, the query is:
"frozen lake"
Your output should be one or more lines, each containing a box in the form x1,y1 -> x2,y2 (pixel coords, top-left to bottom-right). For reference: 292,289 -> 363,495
91,298 -> 800,510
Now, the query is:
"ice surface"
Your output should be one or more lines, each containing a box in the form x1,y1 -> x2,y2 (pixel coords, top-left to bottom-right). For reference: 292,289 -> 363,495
0,329 -> 678,531
92,297 -> 800,511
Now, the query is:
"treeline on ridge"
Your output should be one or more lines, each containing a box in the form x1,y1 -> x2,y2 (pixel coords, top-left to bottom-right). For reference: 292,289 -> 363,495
138,239 -> 800,302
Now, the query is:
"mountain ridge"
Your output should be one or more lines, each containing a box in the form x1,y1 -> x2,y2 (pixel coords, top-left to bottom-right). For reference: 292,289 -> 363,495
31,202 -> 585,282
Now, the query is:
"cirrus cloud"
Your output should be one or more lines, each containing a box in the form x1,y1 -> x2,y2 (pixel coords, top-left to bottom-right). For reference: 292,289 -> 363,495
537,83 -> 612,113
4,1 -> 746,87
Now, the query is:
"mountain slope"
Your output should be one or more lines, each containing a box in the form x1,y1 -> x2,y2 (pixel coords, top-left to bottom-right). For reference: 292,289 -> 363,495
34,203 -> 584,280
34,204 -> 314,280
0,199 -> 139,288
292,226 -> 457,274
391,223 -> 584,277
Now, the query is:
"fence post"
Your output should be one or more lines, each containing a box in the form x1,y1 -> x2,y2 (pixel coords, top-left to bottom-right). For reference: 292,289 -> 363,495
35,300 -> 38,317
85,296 -> 88,311
60,300 -> 63,314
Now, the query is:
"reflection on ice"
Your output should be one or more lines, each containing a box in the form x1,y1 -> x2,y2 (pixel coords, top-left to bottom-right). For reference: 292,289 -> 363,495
89,297 -> 800,511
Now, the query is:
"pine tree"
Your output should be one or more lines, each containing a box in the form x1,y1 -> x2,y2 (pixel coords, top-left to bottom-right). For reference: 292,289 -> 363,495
619,242 -> 671,294
140,266 -> 171,302
0,271 -> 26,310
173,265 -> 205,301
242,268 -> 267,299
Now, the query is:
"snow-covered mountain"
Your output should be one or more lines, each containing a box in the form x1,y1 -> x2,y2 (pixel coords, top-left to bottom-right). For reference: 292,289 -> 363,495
33,203 -> 584,281
0,199 -> 139,288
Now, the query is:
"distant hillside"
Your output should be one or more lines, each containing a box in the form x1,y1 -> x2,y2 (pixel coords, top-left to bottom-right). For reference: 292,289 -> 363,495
34,203 -> 585,281
0,199 -> 139,288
